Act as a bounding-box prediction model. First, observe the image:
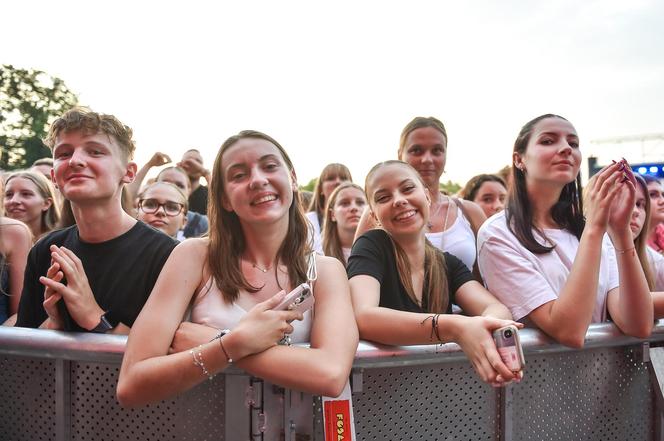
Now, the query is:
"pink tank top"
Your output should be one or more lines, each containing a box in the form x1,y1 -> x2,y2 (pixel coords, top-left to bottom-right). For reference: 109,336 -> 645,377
190,278 -> 313,344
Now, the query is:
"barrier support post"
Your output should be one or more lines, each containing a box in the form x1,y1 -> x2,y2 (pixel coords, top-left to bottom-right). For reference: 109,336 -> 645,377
55,359 -> 71,441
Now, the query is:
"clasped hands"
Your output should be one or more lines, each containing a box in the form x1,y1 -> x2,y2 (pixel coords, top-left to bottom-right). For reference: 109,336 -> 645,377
40,245 -> 104,331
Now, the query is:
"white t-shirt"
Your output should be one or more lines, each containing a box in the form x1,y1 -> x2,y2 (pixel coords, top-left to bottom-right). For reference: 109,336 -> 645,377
306,211 -> 324,254
604,238 -> 664,292
646,247 -> 664,291
342,247 -> 351,263
477,211 -> 619,322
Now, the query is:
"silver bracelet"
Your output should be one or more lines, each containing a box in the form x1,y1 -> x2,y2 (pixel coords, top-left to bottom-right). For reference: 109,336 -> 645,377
190,345 -> 213,380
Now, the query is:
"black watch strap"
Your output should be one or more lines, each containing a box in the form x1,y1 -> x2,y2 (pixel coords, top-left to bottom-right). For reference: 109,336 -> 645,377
91,312 -> 119,333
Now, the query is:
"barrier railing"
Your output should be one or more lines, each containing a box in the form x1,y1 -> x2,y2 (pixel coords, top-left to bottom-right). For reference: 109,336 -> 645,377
1,322 -> 664,440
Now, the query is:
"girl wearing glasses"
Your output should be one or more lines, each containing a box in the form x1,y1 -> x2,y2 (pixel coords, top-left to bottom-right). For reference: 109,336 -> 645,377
136,182 -> 188,239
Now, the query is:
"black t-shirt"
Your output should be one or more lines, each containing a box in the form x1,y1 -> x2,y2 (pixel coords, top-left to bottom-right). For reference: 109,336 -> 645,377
346,229 -> 474,314
16,221 -> 177,331
188,185 -> 208,215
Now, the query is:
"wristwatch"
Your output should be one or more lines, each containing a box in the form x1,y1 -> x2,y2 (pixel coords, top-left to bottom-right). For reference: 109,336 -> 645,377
91,312 -> 118,333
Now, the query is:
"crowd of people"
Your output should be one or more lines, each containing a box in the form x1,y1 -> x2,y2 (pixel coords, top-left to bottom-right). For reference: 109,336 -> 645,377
1,107 -> 663,407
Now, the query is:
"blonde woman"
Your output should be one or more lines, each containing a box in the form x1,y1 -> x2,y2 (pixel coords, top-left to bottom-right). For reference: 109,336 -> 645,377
348,160 -> 521,385
322,182 -> 366,265
0,177 -> 32,325
4,171 -> 60,240
307,163 -> 352,253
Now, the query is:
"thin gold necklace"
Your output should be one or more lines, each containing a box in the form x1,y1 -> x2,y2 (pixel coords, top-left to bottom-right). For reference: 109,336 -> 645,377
251,262 -> 272,273
244,257 -> 273,273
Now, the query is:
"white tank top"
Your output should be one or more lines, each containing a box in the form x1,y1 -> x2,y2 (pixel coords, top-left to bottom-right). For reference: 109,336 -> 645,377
190,277 -> 313,344
425,204 -> 477,271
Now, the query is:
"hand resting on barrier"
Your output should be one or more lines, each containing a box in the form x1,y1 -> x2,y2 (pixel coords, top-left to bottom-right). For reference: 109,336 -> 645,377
348,161 -> 524,386
117,132 -> 359,407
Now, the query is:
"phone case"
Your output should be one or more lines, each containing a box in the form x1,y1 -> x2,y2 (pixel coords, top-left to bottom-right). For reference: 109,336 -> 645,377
273,283 -> 314,314
492,325 -> 525,372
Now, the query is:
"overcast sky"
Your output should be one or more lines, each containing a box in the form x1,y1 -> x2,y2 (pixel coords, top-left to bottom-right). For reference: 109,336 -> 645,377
3,0 -> 663,185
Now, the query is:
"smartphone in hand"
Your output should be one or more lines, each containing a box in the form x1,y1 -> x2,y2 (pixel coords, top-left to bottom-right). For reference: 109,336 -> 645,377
273,283 -> 314,314
492,325 -> 525,372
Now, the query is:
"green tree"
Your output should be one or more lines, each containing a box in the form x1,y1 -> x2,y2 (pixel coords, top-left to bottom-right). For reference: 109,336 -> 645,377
300,177 -> 317,192
0,64 -> 78,170
440,179 -> 461,195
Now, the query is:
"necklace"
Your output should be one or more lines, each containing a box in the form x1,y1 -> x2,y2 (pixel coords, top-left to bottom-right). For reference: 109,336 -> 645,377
251,263 -> 272,273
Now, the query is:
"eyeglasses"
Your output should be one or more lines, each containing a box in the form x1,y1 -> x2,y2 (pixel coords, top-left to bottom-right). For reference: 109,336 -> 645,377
138,199 -> 184,216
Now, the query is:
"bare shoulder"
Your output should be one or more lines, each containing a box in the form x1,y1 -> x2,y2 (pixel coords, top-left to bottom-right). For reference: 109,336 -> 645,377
169,237 -> 209,265
459,199 -> 487,228
314,254 -> 346,275
459,199 -> 485,218
0,218 -> 32,248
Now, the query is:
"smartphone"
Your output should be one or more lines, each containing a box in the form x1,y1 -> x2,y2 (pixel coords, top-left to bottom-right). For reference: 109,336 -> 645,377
273,283 -> 314,314
492,325 -> 525,372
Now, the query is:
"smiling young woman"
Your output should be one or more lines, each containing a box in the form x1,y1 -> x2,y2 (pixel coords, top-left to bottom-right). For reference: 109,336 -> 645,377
118,130 -> 358,407
355,117 -> 486,280
4,171 -> 59,240
347,160 -> 522,386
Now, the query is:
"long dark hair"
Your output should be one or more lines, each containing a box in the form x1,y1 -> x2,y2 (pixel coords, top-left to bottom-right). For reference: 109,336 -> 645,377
506,114 -> 585,254
208,130 -> 311,303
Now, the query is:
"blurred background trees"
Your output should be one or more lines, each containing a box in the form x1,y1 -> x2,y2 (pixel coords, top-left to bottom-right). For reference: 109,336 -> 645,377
0,64 -> 78,170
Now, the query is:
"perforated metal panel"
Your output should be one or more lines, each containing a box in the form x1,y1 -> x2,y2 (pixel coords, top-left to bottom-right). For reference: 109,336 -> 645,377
174,371 -> 226,441
511,346 -> 652,441
69,361 -> 225,441
352,361 -> 498,441
0,356 -> 57,441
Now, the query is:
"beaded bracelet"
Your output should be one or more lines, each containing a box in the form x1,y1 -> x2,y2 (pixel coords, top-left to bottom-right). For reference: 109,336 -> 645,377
190,345 -> 213,380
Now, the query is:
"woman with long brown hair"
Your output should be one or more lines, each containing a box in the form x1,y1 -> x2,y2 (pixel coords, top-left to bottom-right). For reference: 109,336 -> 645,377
478,114 -> 653,347
118,130 -> 358,406
321,182 -> 366,265
307,163 -> 352,252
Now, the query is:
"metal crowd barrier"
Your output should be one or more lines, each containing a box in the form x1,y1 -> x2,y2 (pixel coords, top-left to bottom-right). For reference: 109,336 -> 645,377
2,321 -> 664,441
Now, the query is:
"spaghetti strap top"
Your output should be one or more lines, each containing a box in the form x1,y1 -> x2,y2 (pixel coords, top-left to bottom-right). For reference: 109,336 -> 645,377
425,206 -> 477,271
190,277 -> 313,344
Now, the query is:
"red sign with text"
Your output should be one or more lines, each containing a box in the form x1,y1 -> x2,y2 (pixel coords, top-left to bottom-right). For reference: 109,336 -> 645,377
324,399 -> 353,441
